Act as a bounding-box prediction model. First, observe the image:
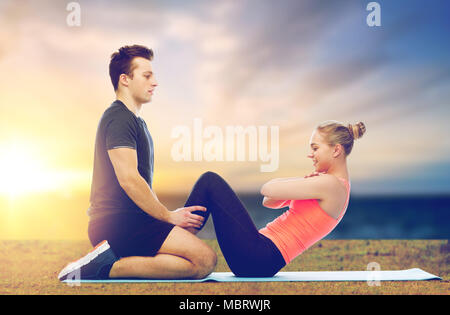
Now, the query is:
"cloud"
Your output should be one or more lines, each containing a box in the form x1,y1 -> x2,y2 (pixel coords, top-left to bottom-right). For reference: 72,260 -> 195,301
1,0 -> 449,194
0,0 -> 29,61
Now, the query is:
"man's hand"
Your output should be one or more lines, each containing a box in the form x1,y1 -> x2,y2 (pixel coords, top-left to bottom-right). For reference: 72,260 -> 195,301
168,206 -> 207,229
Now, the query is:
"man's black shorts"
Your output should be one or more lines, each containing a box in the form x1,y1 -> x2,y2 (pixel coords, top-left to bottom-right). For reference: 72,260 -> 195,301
88,212 -> 175,258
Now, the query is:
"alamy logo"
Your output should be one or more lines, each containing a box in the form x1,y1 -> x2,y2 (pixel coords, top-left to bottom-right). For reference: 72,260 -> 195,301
366,2 -> 381,27
171,118 -> 279,172
66,2 -> 81,27
366,262 -> 381,286
65,268 -> 81,287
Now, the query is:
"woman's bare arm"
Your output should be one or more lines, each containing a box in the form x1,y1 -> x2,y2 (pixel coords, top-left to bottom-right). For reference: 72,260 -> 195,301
260,174 -> 338,201
262,197 -> 290,209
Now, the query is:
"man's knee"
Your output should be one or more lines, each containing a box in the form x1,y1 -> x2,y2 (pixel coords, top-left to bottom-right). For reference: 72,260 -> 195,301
192,246 -> 217,279
159,226 -> 217,279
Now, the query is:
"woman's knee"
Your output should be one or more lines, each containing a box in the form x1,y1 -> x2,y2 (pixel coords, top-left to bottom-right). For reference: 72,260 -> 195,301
199,171 -> 230,194
191,171 -> 221,195
199,171 -> 221,183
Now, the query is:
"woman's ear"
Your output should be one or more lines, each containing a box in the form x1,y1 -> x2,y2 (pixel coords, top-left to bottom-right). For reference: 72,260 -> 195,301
333,144 -> 343,158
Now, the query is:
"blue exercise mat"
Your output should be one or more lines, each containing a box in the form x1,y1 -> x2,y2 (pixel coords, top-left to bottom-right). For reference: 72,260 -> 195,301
63,268 -> 441,283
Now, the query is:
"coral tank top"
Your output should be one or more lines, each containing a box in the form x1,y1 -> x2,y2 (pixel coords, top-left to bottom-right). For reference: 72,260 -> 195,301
259,178 -> 351,264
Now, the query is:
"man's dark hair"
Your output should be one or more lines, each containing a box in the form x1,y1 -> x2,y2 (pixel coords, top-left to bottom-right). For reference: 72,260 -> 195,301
109,45 -> 154,91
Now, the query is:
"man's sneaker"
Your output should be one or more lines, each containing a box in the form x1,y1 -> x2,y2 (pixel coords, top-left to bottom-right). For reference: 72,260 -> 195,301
58,240 -> 118,281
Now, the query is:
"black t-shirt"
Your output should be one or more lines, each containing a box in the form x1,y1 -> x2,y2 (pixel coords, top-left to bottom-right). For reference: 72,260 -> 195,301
87,100 -> 154,219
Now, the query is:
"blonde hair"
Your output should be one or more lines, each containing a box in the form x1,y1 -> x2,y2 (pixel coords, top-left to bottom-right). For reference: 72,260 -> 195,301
316,120 -> 366,156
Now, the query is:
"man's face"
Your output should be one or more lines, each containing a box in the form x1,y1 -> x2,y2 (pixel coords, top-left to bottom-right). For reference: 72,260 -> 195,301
124,57 -> 158,104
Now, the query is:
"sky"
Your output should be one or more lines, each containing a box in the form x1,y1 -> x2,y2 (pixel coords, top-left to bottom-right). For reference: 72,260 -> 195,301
1,0 -> 450,202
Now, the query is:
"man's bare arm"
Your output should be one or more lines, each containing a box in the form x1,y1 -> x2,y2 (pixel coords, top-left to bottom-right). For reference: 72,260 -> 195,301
107,147 -> 205,228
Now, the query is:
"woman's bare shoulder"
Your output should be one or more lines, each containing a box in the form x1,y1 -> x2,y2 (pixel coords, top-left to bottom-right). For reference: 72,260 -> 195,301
318,174 -> 348,195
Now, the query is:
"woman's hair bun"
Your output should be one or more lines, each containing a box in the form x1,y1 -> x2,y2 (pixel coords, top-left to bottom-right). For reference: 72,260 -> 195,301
348,122 -> 366,140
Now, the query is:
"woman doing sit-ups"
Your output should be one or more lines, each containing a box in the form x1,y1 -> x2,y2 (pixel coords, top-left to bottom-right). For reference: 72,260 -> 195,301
185,120 -> 366,277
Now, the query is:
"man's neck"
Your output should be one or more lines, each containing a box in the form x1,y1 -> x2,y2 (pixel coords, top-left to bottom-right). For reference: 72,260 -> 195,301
116,92 -> 142,117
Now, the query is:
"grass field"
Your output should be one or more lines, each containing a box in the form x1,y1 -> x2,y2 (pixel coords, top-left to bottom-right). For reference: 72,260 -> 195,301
0,239 -> 448,295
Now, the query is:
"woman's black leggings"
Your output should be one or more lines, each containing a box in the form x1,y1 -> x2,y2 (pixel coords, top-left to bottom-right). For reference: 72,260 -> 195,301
184,171 -> 286,277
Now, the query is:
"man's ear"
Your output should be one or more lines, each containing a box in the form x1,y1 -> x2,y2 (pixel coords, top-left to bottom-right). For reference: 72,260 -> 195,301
118,73 -> 129,88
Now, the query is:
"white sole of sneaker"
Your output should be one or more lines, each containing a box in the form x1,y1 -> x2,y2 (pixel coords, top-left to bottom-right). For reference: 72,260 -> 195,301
58,240 -> 110,280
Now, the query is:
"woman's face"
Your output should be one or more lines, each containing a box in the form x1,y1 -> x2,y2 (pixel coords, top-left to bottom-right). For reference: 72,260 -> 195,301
307,130 -> 335,173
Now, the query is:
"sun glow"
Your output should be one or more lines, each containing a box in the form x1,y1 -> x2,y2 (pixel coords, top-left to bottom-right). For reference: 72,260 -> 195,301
0,140 -> 66,198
